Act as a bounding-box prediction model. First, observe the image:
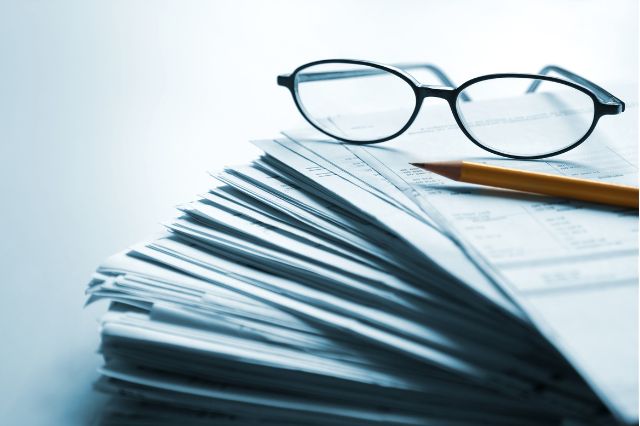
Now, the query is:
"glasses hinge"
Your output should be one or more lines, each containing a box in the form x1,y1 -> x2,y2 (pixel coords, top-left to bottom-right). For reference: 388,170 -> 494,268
277,74 -> 292,88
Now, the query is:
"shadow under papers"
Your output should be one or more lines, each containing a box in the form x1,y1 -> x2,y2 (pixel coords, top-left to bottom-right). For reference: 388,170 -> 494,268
473,156 -> 604,173
420,156 -> 606,173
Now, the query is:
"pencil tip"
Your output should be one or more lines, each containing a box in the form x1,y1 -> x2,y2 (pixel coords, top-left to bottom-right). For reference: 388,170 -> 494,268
410,160 -> 462,180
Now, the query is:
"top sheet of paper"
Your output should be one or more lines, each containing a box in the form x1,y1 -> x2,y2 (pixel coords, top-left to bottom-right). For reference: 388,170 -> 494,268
285,85 -> 639,423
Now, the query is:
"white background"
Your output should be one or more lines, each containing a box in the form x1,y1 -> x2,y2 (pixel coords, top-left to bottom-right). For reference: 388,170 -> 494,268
0,1 -> 637,424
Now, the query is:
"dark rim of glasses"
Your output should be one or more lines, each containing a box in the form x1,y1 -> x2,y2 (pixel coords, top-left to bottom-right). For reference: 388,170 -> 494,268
277,59 -> 625,160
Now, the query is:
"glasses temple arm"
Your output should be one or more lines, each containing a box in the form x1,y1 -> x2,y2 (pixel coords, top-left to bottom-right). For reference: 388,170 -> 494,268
527,65 -> 625,112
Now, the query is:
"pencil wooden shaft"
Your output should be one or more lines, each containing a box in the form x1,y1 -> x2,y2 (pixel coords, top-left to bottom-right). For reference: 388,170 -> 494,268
460,162 -> 639,208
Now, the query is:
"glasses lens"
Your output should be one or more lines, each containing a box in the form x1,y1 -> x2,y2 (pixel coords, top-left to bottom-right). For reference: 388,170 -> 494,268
295,62 -> 416,142
456,77 -> 595,157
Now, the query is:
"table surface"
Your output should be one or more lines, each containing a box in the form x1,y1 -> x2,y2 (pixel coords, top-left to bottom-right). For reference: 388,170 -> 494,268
0,1 -> 637,424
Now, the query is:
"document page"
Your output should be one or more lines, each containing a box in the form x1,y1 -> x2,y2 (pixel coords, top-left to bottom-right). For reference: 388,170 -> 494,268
287,86 -> 639,423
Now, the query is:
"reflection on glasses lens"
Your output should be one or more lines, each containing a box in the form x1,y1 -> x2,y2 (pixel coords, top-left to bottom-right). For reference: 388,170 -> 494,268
456,77 -> 595,157
295,63 -> 416,142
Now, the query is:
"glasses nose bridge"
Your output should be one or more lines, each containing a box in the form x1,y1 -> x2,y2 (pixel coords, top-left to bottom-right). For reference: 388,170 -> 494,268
418,85 -> 457,103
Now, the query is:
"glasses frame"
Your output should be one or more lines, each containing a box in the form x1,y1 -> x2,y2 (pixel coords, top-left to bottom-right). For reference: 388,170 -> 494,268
278,59 -> 625,160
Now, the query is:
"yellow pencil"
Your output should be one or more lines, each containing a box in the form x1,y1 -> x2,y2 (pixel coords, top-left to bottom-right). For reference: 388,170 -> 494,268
410,160 -> 639,209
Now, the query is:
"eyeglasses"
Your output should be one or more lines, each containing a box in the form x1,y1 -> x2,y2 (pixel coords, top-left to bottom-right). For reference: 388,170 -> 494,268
277,59 -> 625,159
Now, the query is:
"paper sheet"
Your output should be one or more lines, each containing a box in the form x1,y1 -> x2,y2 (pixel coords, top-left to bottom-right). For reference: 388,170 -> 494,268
286,86 -> 639,423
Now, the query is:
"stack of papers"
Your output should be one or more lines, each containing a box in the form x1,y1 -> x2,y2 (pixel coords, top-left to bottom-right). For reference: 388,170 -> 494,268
87,89 -> 638,426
